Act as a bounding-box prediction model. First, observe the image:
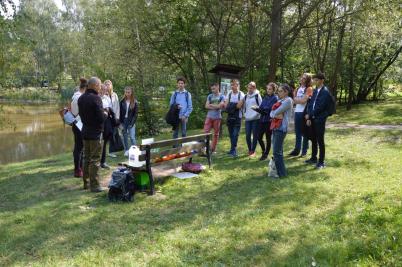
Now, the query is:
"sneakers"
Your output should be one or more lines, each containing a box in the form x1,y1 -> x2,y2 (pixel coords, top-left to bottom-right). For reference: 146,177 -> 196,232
124,150 -> 129,157
108,153 -> 117,158
304,158 -> 318,164
268,173 -> 279,179
74,169 -> 83,178
259,154 -> 268,161
300,153 -> 307,158
100,163 -> 111,169
288,150 -> 300,156
315,162 -> 326,169
248,151 -> 256,158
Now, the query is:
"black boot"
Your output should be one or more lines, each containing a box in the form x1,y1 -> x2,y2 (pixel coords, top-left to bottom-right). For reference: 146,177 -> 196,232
288,150 -> 300,156
259,153 -> 268,161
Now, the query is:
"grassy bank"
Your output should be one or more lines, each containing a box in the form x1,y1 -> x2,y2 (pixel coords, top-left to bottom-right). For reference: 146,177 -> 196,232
1,97 -> 402,266
329,96 -> 402,125
0,87 -> 61,102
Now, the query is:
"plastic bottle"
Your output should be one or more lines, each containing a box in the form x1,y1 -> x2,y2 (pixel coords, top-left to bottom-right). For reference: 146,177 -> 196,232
128,145 -> 145,167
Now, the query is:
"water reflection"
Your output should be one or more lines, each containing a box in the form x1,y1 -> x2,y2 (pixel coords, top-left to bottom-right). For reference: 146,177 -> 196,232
0,103 -> 74,165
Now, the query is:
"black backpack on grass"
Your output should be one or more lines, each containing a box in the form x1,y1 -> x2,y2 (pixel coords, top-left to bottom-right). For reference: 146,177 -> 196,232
108,168 -> 136,202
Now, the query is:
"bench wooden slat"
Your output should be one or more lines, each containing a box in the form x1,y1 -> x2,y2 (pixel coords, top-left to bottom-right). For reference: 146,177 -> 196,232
138,141 -> 205,161
139,133 -> 211,150
150,153 -> 196,166
119,161 -> 146,170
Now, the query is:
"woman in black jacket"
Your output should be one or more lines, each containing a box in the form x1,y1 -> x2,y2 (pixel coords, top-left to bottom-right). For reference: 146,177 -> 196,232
119,86 -> 139,156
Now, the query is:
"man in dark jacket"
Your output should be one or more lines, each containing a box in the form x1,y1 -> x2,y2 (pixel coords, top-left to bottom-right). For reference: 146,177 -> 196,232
78,77 -> 107,192
305,72 -> 332,169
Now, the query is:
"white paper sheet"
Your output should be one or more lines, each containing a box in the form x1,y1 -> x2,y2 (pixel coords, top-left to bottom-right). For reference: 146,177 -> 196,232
75,118 -> 83,131
172,172 -> 198,179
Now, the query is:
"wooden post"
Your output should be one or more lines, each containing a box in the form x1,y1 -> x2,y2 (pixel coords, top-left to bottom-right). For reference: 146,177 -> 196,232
218,76 -> 224,138
145,145 -> 155,195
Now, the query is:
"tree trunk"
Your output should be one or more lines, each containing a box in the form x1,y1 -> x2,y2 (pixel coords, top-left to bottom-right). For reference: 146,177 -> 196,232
329,18 -> 346,100
347,20 -> 355,111
365,45 -> 402,94
320,11 -> 333,72
268,0 -> 281,82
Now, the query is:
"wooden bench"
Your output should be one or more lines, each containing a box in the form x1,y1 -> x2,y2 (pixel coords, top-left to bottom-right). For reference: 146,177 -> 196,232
120,133 -> 212,195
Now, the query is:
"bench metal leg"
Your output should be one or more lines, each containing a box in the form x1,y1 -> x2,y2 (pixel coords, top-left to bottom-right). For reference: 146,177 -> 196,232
146,146 -> 155,195
206,135 -> 211,168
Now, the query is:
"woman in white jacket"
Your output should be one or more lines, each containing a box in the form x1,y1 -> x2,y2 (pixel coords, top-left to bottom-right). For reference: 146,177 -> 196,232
243,81 -> 262,157
104,80 -> 120,157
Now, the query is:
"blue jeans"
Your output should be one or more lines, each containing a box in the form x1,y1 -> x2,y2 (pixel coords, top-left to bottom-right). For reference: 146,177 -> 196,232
245,119 -> 259,152
173,119 -> 187,139
227,123 -> 241,153
294,112 -> 309,154
122,120 -> 136,151
272,130 -> 287,177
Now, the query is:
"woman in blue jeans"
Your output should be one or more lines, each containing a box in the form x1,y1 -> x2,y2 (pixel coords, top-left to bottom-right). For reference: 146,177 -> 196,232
119,86 -> 138,156
289,73 -> 313,156
270,84 -> 293,177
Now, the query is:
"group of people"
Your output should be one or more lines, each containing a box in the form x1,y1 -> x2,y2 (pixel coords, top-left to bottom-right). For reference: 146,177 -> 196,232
71,72 -> 333,192
168,73 -> 333,178
70,77 -> 138,192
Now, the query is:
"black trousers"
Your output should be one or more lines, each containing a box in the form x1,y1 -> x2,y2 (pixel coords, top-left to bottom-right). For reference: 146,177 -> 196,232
311,118 -> 326,164
101,118 -> 113,165
72,124 -> 83,171
257,121 -> 272,156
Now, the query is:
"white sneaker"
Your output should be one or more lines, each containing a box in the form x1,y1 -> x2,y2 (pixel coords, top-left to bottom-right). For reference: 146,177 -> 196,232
124,150 -> 129,157
108,153 -> 117,158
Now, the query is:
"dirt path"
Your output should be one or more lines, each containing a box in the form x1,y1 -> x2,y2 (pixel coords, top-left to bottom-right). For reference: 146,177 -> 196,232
326,122 -> 402,130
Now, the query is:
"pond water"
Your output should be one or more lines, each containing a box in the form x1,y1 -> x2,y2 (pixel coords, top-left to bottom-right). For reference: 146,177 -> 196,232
0,103 -> 74,165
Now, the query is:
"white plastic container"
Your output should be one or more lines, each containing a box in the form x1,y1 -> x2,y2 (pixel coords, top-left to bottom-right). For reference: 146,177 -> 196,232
128,145 -> 145,167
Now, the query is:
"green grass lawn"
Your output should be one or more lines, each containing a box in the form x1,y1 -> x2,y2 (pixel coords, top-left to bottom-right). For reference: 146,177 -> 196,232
329,96 -> 402,125
1,101 -> 402,266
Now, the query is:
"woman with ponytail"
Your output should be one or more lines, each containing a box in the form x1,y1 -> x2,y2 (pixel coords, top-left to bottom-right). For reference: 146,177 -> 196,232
70,78 -> 87,177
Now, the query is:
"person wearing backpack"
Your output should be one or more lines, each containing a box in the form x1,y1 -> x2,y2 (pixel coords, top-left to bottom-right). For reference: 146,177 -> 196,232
204,83 -> 225,153
289,73 -> 313,157
169,77 -> 193,139
224,79 -> 245,157
243,81 -> 263,158
70,78 -> 87,178
305,72 -> 334,169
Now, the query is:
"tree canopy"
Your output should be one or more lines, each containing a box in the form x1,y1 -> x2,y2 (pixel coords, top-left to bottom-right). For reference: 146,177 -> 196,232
1,0 -> 401,130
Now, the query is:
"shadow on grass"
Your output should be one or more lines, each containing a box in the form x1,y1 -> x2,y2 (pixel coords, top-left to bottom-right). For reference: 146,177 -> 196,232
367,130 -> 402,146
0,151 -> 335,265
383,106 -> 402,118
1,126 -> 400,265
197,195 -> 402,266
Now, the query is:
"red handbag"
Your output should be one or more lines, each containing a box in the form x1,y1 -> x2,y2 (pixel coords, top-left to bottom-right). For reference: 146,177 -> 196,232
182,163 -> 203,174
270,102 -> 283,130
